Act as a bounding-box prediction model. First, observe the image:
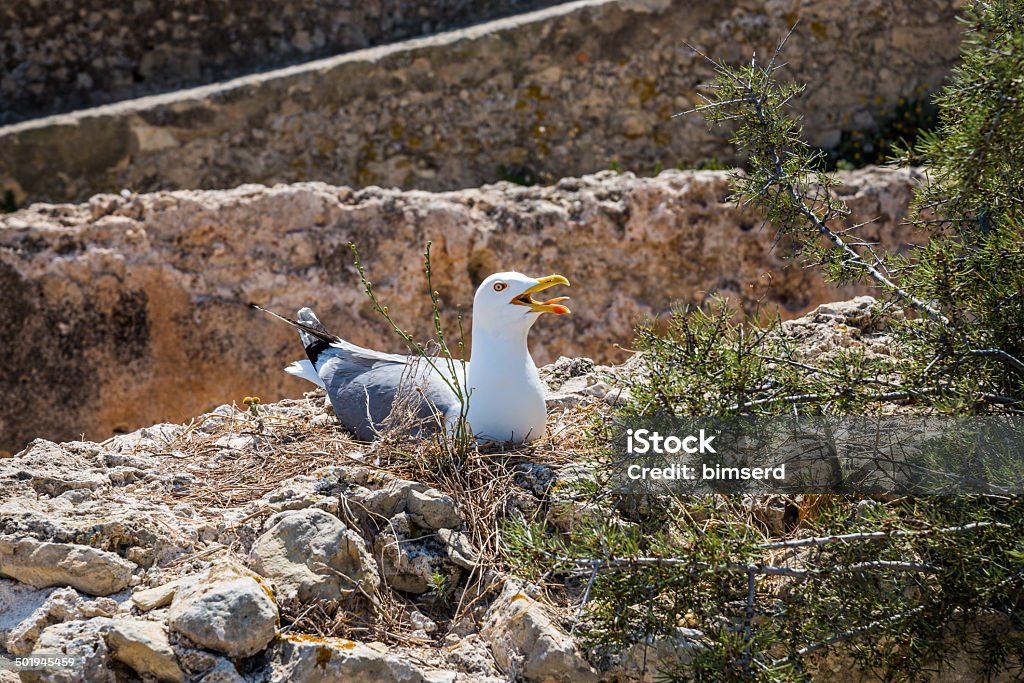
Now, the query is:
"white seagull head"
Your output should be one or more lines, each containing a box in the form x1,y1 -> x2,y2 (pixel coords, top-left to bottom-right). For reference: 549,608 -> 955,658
471,272 -> 571,336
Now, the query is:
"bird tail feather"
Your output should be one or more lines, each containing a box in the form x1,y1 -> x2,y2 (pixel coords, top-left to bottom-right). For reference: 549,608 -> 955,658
285,359 -> 326,388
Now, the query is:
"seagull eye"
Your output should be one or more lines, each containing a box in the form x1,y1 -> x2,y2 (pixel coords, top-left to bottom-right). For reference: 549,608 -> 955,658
492,282 -> 507,292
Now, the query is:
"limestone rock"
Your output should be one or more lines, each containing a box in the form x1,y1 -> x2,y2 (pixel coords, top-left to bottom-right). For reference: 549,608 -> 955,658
106,617 -> 184,683
0,441 -> 109,497
780,296 -> 895,362
172,644 -> 243,682
271,634 -> 457,683
480,582 -> 599,683
196,659 -> 247,682
253,473 -> 340,516
351,471 -> 464,531
1,0 -> 559,124
131,577 -> 188,612
437,529 -> 478,570
21,617 -> 113,683
0,436 -> 196,569
0,536 -> 134,596
613,629 -> 705,683
248,468 -> 479,596
373,513 -> 459,595
0,495 -> 193,571
4,587 -> 118,655
405,488 -> 464,531
0,579 -> 54,652
1,0 -> 961,202
167,560 -> 278,657
539,357 -> 598,390
249,466 -> 465,532
445,635 -> 506,683
104,424 -> 185,456
252,507 -> 379,602
541,355 -> 640,409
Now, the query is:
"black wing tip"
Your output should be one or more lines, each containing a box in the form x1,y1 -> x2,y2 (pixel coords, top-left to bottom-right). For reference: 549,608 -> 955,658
251,303 -> 342,349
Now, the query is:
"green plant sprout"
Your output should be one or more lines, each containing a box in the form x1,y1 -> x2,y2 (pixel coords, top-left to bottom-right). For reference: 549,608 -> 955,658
348,241 -> 475,460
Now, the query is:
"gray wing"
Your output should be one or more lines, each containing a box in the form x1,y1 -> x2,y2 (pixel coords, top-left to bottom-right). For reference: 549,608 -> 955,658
269,306 -> 467,441
317,345 -> 467,441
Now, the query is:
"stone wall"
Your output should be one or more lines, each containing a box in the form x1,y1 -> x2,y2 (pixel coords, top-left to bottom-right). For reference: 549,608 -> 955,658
0,0 -> 963,205
0,0 -> 560,124
0,166 -> 921,452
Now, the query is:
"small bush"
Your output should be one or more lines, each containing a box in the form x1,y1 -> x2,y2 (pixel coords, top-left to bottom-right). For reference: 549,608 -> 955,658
505,3 -> 1024,680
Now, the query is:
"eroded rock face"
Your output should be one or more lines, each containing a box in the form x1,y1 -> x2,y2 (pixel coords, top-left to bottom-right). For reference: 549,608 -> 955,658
1,0 -> 558,124
22,617 -> 114,683
0,1 -> 960,203
307,467 -> 470,595
350,472 -> 464,531
374,512 -> 460,594
0,580 -> 55,654
780,295 -> 896,362
0,168 -> 921,451
4,587 -> 118,656
0,437 -> 197,569
194,659 -> 246,683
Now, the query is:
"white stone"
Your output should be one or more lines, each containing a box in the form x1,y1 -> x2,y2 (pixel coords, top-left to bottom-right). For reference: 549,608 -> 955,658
106,617 -> 184,683
252,508 -> 379,602
167,560 -> 278,657
0,536 -> 134,596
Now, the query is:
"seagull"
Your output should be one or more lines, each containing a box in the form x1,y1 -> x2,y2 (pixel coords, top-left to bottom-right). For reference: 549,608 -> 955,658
253,273 -> 570,444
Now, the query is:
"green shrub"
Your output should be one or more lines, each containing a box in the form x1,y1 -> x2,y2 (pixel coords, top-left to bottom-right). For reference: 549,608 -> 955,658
506,3 -> 1024,679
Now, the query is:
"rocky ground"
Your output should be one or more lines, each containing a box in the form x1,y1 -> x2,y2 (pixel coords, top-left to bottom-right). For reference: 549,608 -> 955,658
0,298 -> 915,682
0,351 -> 627,683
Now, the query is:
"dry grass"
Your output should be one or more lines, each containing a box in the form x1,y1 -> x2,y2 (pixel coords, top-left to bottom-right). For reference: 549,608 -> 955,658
365,397 -> 607,634
144,390 -> 602,504
145,396 -> 357,509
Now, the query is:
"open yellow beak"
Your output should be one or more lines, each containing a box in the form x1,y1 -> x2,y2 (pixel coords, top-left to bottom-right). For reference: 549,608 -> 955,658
510,274 -> 571,315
